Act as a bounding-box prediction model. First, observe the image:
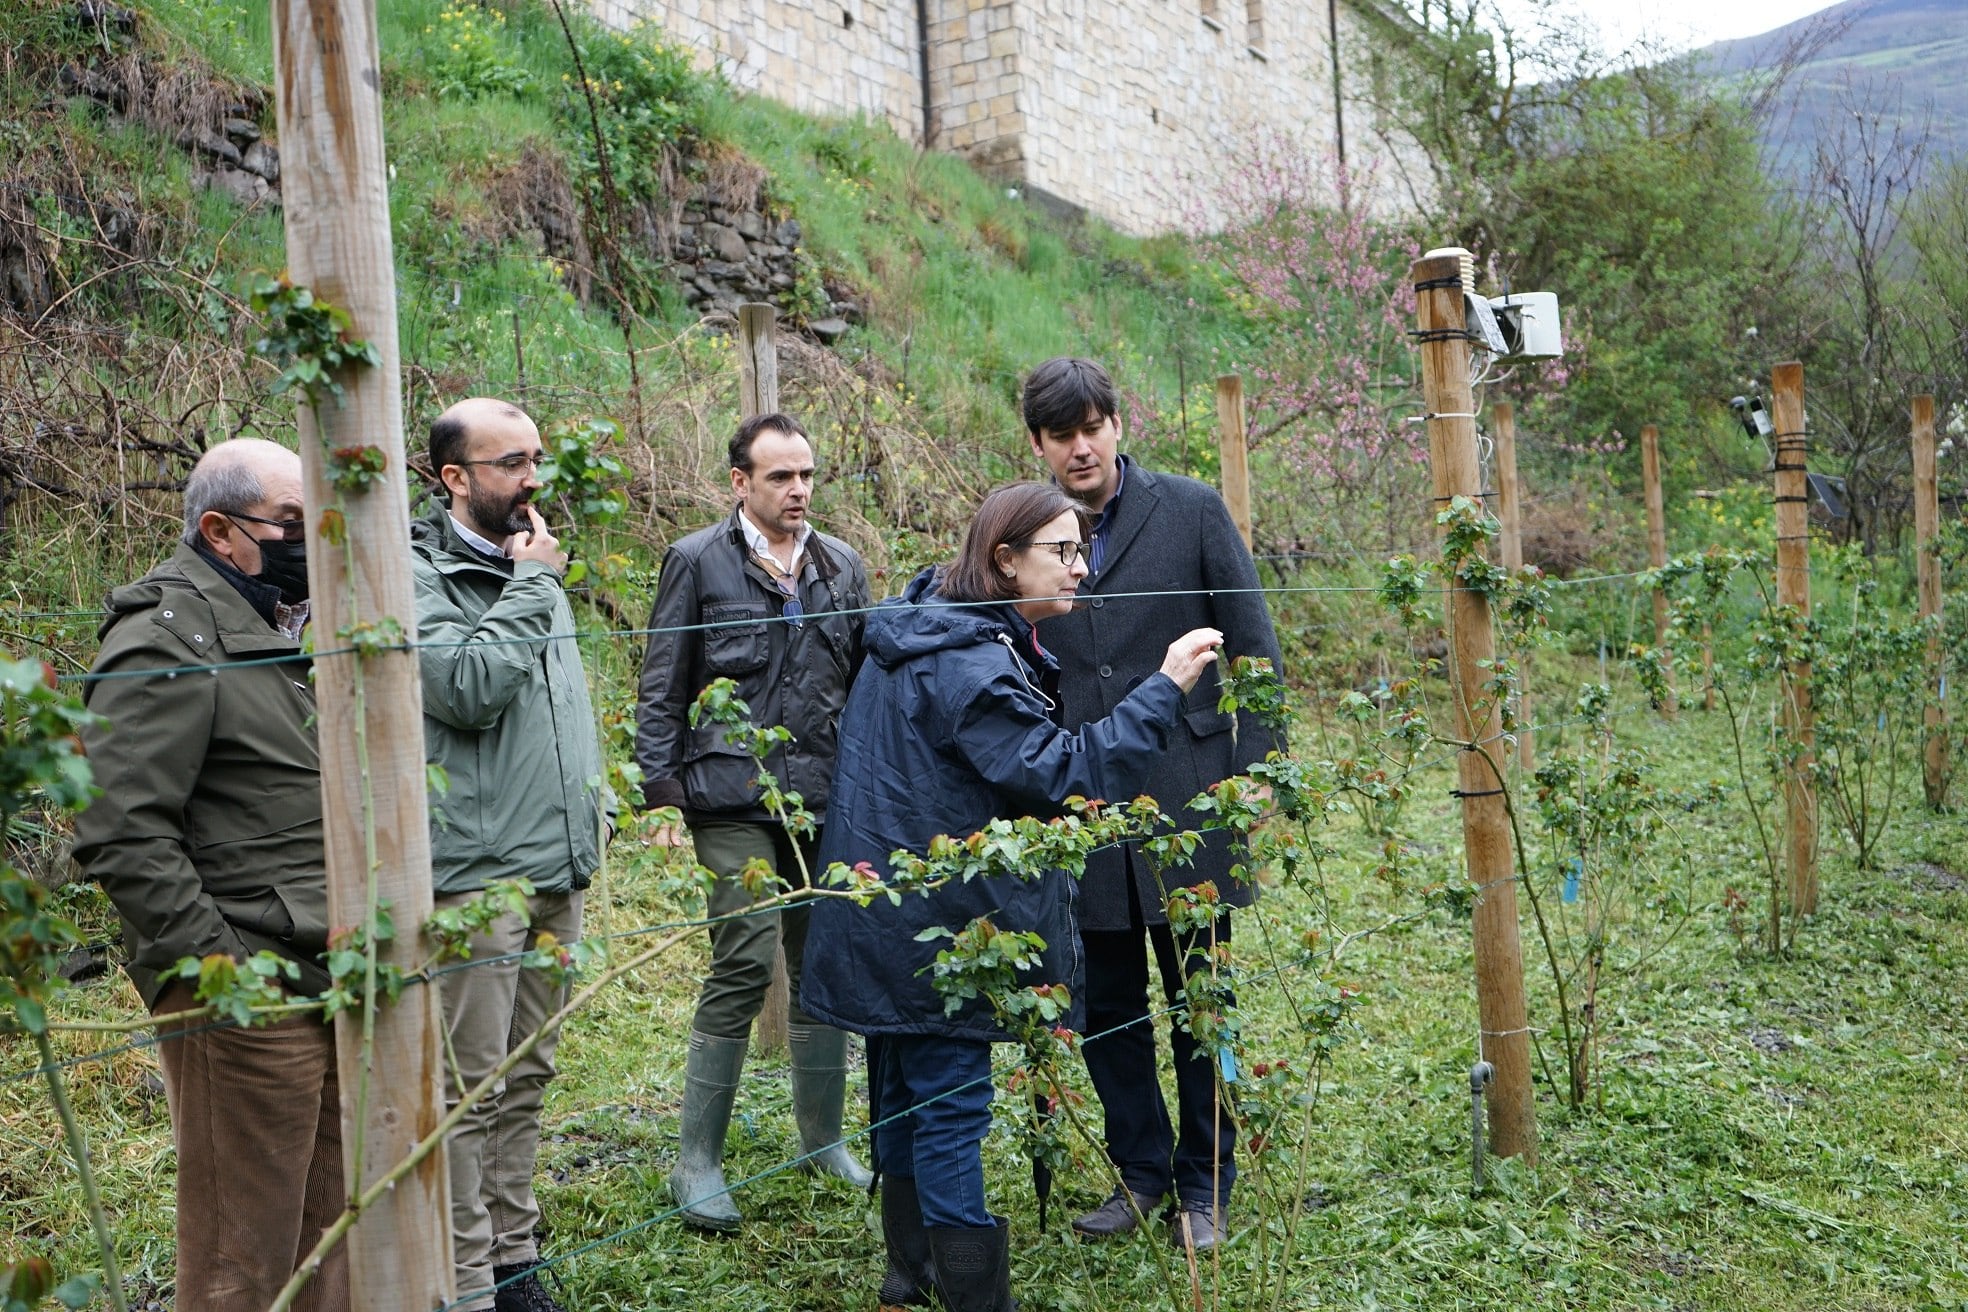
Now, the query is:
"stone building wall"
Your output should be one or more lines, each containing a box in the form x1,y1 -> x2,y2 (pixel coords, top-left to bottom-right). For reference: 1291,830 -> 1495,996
586,0 -> 924,142
585,0 -> 1423,235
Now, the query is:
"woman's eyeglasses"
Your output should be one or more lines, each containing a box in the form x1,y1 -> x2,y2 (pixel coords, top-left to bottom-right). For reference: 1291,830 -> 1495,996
1029,539 -> 1091,566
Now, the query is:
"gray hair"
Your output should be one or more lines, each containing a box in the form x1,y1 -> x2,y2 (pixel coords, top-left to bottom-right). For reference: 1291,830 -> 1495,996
181,454 -> 266,546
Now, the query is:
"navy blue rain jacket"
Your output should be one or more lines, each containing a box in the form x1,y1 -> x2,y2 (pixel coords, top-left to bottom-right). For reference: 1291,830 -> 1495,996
799,568 -> 1185,1043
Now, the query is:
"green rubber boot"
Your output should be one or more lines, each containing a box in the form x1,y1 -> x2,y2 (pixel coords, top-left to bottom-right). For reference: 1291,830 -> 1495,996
669,1030 -> 747,1232
787,1024 -> 873,1188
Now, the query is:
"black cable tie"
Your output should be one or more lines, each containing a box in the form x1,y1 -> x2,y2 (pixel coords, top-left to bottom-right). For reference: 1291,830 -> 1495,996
1449,787 -> 1507,799
1431,491 -> 1496,501
1771,496 -> 1810,503
1408,327 -> 1476,344
1413,275 -> 1466,292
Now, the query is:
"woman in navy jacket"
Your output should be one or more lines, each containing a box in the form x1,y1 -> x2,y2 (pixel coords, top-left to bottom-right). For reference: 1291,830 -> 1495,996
800,482 -> 1223,1312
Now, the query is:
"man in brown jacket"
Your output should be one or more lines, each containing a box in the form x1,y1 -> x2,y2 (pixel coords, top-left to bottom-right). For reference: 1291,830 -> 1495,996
73,438 -> 346,1312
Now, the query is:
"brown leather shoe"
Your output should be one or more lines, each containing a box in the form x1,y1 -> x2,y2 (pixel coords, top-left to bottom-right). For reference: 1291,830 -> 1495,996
1070,1185 -> 1163,1238
1171,1200 -> 1229,1252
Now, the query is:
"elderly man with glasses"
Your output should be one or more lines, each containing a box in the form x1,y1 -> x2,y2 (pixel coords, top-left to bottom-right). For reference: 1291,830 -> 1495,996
411,397 -> 616,1312
74,438 -> 348,1312
634,411 -> 873,1231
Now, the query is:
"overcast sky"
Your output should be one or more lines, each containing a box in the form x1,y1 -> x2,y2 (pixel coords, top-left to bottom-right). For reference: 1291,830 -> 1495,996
1486,0 -> 1839,55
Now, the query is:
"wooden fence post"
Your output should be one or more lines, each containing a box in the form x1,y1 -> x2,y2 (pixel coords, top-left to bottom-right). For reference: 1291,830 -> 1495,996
1770,362 -> 1817,916
1640,423 -> 1677,718
1216,374 -> 1253,550
737,302 -> 780,420
1492,400 -> 1533,771
734,302 -> 791,1056
1914,394 -> 1948,808
1414,253 -> 1537,1163
271,0 -> 451,1304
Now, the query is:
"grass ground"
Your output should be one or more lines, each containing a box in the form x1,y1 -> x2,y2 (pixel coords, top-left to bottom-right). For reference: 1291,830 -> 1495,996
5,646 -> 1966,1311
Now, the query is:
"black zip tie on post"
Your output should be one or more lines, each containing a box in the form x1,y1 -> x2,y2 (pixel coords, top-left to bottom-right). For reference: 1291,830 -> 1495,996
1413,275 -> 1465,292
1408,327 -> 1476,344
1431,490 -> 1497,501
1448,787 -> 1506,800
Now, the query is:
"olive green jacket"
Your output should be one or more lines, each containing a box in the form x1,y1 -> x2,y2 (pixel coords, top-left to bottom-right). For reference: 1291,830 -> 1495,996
72,545 -> 329,1008
410,505 -> 612,895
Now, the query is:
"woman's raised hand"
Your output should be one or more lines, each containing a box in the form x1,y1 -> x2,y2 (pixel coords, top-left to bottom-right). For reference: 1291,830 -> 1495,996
1159,628 -> 1225,693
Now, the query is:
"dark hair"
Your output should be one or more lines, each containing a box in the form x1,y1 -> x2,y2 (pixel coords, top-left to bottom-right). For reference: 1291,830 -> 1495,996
938,483 -> 1090,604
1021,357 -> 1118,437
428,401 -> 526,474
730,413 -> 810,472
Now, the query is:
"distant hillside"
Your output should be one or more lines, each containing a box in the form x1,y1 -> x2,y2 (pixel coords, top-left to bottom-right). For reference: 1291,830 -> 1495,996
1694,0 -> 1968,175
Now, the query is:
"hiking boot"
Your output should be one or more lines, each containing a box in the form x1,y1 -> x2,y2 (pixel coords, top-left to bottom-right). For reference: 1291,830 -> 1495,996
492,1263 -> 566,1312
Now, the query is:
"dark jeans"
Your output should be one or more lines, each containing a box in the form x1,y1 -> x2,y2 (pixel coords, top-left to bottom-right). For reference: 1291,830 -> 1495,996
872,1033 -> 996,1228
1080,875 -> 1235,1206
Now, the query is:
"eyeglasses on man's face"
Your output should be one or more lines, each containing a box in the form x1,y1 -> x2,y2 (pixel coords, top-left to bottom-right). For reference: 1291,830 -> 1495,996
227,512 -> 307,543
1029,539 -> 1091,567
456,453 -> 547,477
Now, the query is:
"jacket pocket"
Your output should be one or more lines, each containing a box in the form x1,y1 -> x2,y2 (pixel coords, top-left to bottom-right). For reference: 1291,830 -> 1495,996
1184,705 -> 1233,738
681,738 -> 765,813
703,602 -> 771,676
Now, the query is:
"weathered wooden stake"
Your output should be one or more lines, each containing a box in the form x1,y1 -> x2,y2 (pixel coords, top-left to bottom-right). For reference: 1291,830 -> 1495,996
1770,362 -> 1817,916
1640,423 -> 1677,718
1414,253 -> 1537,1163
1914,394 -> 1948,808
1492,400 -> 1533,770
1216,374 -> 1254,550
1702,618 -> 1716,712
272,0 -> 451,1305
734,301 -> 791,1055
736,302 -> 780,420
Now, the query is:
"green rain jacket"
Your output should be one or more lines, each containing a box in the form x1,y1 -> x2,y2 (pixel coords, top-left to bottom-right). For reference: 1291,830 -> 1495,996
410,503 -> 612,895
73,545 -> 329,1007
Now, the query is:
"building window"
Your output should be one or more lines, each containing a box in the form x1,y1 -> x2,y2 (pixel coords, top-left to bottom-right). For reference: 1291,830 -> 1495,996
1201,0 -> 1223,32
1245,0 -> 1263,52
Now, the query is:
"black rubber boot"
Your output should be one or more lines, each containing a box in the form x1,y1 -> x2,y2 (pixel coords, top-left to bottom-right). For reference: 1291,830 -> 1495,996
926,1219 -> 1013,1312
878,1175 -> 935,1309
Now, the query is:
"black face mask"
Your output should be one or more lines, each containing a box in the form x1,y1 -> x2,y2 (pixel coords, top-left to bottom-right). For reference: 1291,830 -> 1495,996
255,537 -> 311,605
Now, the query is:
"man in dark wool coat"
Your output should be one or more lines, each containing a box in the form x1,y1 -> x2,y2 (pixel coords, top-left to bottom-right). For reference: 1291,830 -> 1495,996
1023,356 -> 1285,1253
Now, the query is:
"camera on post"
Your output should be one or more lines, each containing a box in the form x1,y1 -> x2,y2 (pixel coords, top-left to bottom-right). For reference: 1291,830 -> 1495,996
1730,395 -> 1773,441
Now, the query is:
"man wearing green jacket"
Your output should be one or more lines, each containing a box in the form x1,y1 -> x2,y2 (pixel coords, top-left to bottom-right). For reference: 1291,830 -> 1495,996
412,397 -> 611,1312
74,438 -> 347,1312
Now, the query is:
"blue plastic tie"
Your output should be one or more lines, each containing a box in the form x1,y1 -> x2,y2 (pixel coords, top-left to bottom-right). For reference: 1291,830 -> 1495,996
1218,1045 -> 1239,1084
1561,858 -> 1582,904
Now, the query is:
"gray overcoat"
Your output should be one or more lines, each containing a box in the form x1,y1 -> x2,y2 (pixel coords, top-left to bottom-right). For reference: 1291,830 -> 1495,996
1035,461 -> 1285,931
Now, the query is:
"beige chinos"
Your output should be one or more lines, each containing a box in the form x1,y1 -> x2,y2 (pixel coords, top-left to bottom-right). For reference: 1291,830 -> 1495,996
436,889 -> 583,1311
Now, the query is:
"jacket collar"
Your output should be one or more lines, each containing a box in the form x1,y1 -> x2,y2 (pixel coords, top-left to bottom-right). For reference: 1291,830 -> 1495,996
1081,460 -> 1162,590
721,505 -> 844,582
413,499 -> 514,577
171,543 -> 303,654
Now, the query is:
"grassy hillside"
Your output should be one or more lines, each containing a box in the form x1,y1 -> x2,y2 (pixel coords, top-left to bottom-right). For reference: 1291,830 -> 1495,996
1,0 -> 1257,621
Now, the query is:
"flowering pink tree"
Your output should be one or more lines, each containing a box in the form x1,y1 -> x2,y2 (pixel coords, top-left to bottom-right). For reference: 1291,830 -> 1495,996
1180,128 -> 1424,551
